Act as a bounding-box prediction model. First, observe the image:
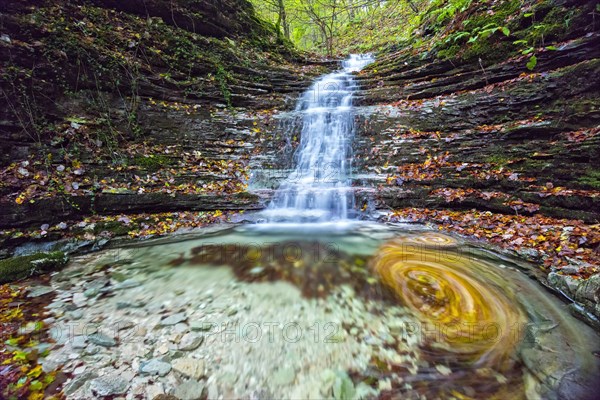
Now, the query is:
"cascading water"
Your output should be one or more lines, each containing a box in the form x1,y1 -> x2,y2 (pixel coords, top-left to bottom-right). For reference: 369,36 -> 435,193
266,54 -> 374,222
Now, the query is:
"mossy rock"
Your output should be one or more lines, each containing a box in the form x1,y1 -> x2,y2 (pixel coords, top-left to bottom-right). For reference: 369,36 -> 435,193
0,251 -> 68,283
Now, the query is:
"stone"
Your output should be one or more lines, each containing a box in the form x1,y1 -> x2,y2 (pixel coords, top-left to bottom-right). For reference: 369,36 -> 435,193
172,358 -> 206,379
72,292 -> 87,307
178,333 -> 204,351
70,309 -> 84,320
190,321 -> 214,332
272,367 -> 296,386
71,335 -> 87,349
140,359 -> 172,377
27,285 -> 54,297
159,312 -> 187,326
90,374 -> 129,397
64,371 -> 98,395
88,333 -> 117,347
173,380 -> 206,400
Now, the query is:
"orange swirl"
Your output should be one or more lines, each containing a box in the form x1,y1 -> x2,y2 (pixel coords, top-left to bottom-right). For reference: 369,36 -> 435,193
372,234 -> 525,368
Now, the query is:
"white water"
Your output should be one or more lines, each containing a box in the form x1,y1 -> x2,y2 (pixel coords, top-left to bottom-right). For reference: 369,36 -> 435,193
265,54 -> 374,222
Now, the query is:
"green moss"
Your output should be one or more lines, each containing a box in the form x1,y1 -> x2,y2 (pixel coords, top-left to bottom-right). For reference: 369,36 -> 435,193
577,170 -> 600,189
0,252 -> 68,283
134,154 -> 173,171
484,154 -> 511,166
93,221 -> 133,236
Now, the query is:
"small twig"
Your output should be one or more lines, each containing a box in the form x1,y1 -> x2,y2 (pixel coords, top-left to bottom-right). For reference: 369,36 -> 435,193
478,57 -> 489,86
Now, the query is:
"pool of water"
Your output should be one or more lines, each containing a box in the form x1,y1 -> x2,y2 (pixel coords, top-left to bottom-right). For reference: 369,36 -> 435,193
47,222 -> 600,399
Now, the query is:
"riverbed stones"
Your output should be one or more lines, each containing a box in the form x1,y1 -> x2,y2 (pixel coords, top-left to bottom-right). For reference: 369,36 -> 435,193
140,359 -> 172,376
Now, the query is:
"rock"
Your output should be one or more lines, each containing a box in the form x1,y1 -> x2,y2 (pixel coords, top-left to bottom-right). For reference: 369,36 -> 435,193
90,374 -> 129,397
172,358 -> 206,379
65,371 -> 98,395
153,395 -> 179,400
88,333 -> 117,347
159,312 -> 187,326
140,359 -> 172,377
178,333 -> 204,351
173,380 -> 206,400
190,321 -> 214,332
70,309 -> 84,320
272,367 -> 296,386
72,335 -> 87,349
27,285 -> 54,297
72,292 -> 87,307
84,344 -> 102,355
83,287 -> 100,298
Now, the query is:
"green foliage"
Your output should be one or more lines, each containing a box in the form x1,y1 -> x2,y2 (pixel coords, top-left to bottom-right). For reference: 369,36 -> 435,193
215,64 -> 232,106
526,55 -> 537,70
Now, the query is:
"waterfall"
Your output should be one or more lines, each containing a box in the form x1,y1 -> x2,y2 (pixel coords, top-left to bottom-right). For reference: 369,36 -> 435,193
265,54 -> 374,222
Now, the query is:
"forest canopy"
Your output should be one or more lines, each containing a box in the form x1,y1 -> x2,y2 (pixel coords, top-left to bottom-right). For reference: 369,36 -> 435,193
251,0 -> 437,55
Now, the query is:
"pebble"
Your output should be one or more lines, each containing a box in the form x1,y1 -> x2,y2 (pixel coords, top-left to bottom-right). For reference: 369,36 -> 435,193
140,359 -> 172,377
190,321 -> 213,332
65,371 -> 98,395
173,380 -> 206,400
178,333 -> 204,351
172,358 -> 206,379
88,333 -> 117,347
159,312 -> 187,326
90,374 -> 129,397
71,335 -> 87,349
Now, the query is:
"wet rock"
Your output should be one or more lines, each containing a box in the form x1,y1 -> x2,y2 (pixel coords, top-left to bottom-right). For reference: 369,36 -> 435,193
140,359 -> 172,377
172,358 -> 206,379
173,380 -> 206,400
88,333 -> 117,347
90,374 -> 129,397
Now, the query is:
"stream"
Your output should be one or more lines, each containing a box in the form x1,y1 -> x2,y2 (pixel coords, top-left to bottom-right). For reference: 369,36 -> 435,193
39,56 -> 600,400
